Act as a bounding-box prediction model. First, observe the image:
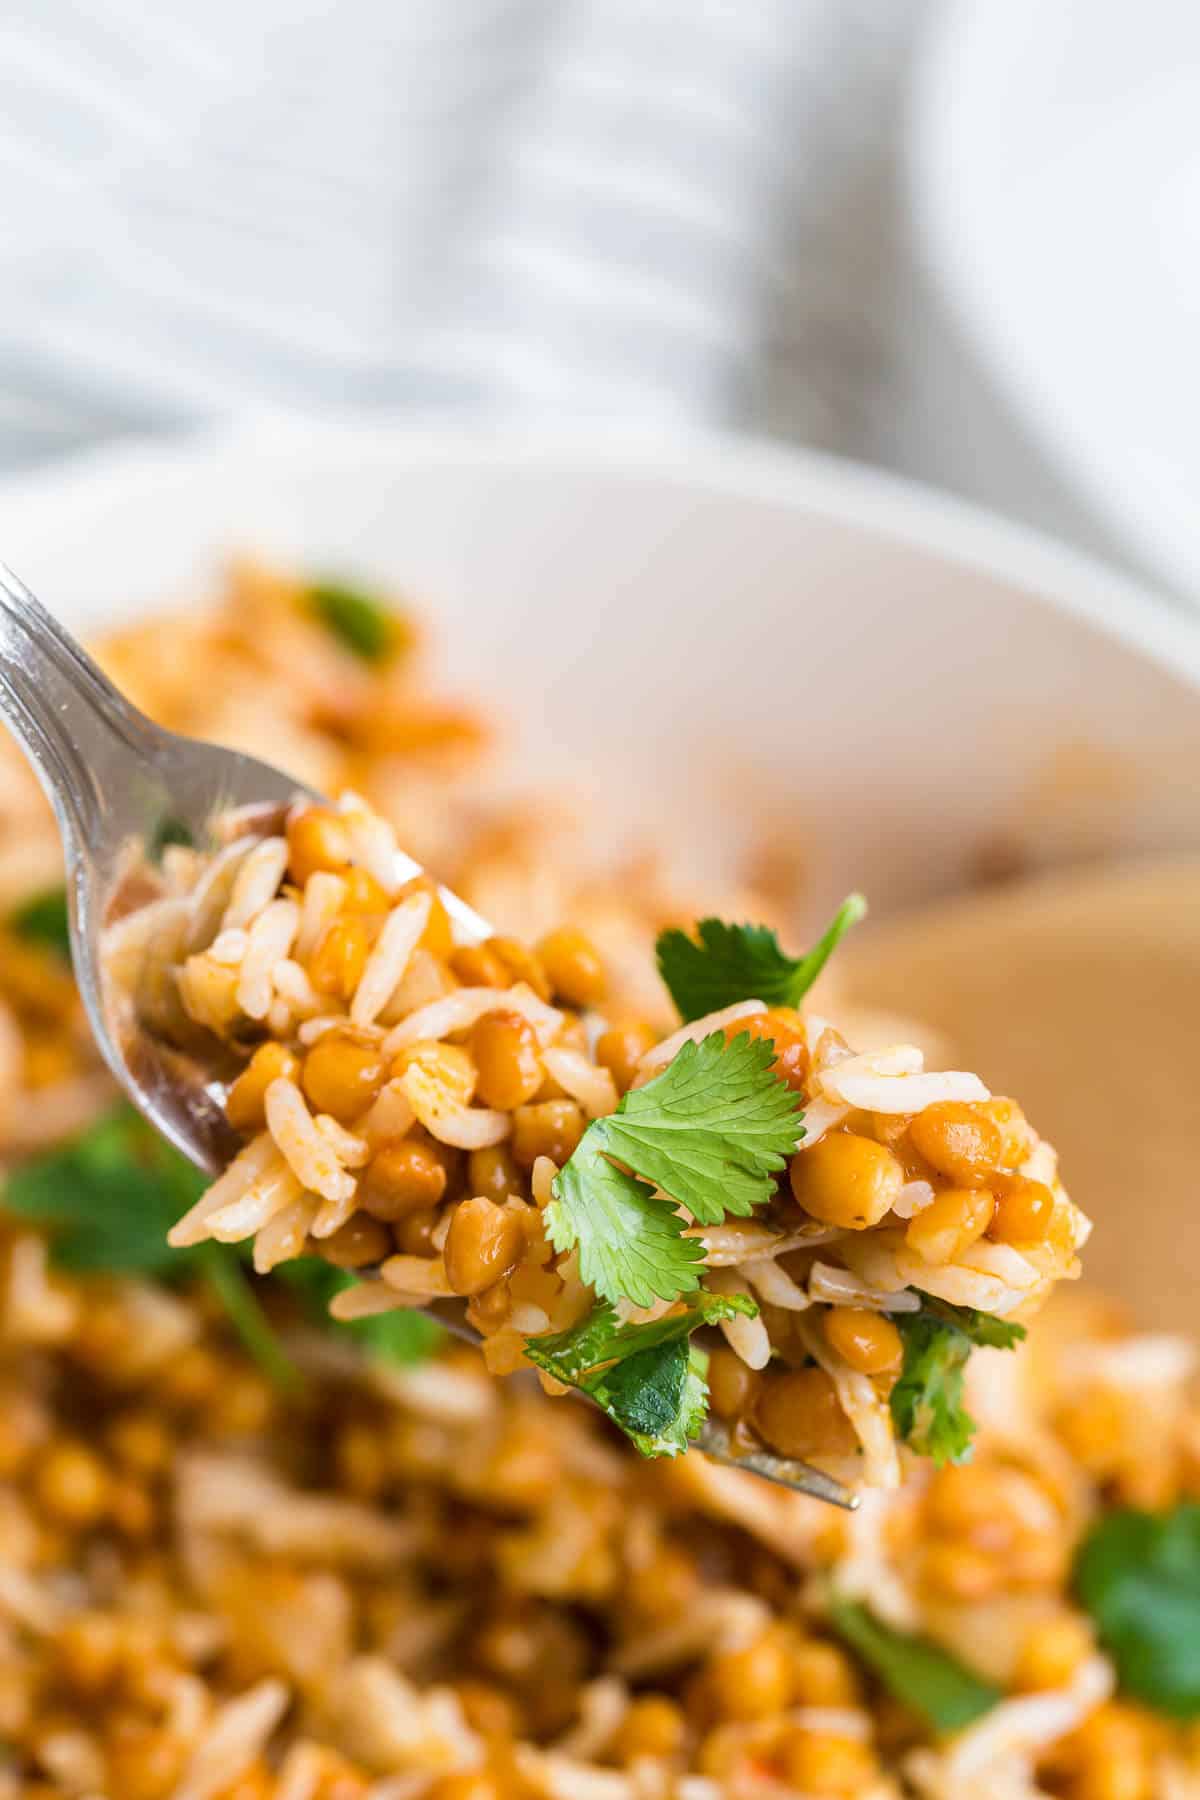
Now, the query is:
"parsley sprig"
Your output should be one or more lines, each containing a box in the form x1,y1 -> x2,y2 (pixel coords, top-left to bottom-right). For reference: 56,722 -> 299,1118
1075,1504 -> 1200,1717
656,896 -> 866,1022
543,1031 -> 803,1308
890,1297 -> 1026,1466
526,1293 -> 756,1457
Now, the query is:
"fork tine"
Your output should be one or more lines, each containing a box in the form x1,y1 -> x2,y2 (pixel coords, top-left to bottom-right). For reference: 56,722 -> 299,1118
695,1417 -> 859,1509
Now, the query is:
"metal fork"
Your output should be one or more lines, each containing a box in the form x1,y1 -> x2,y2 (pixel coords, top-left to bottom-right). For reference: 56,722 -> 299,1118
0,561 -> 856,1509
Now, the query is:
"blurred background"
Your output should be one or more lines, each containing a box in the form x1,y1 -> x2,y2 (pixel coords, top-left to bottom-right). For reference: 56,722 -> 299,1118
3,0 -> 1193,598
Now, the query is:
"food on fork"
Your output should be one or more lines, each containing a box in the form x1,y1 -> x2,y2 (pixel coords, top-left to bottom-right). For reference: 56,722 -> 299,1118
111,790 -> 1091,1487
0,564 -> 1192,1799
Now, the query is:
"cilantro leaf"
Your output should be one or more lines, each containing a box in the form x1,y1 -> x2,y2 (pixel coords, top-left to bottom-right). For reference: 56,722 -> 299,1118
914,1295 -> 1027,1351
890,1299 -> 1026,1466
9,886 -> 71,960
656,895 -> 866,1022
890,1315 -> 975,1466
2,1106 -> 443,1386
525,1292 -> 754,1457
828,1595 -> 1000,1734
544,1032 -> 803,1307
1075,1505 -> 1200,1717
306,580 -> 404,664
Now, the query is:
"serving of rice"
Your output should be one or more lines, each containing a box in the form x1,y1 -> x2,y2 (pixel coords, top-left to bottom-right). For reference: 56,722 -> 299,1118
0,561 -> 1192,1798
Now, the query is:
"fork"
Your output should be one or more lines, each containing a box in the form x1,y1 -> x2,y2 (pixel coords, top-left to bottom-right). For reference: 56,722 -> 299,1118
0,560 -> 856,1509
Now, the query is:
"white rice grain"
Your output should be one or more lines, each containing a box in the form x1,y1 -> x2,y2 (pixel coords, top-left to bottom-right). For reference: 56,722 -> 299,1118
400,1062 -> 510,1150
705,1268 -> 770,1369
819,1063 -> 989,1114
532,1156 -> 558,1208
351,893 -> 432,1026
295,871 -> 349,960
267,997 -> 293,1037
379,1255 -> 456,1299
169,1133 -> 280,1247
271,958 -> 325,1019
170,1677 -> 289,1800
331,1279 -> 423,1320
358,1080 -> 417,1148
792,1097 -> 851,1147
206,1159 -> 304,1245
236,898 -> 300,1020
338,796 -> 403,891
265,1078 -> 357,1205
383,983 -> 562,1056
739,1257 -> 812,1311
636,1001 -> 767,1082
208,927 -> 249,967
315,1114 -> 371,1168
183,834 -> 257,950
254,1193 -> 320,1273
542,1048 -> 618,1120
220,836 -> 289,932
808,1261 -> 922,1312
891,1179 -> 936,1219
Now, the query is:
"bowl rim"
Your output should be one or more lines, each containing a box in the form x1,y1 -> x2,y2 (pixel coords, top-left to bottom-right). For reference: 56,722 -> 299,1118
4,412 -> 1200,689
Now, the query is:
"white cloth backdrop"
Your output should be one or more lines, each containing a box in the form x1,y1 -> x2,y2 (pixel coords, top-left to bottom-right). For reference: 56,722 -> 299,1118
0,0 -> 1139,576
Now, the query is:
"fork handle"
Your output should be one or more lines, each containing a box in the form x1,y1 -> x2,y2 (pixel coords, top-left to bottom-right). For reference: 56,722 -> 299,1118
0,561 -> 154,845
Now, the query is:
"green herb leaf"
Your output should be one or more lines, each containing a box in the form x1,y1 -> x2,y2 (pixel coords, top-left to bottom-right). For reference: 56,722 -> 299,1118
890,1315 -> 974,1466
2,1106 -> 443,1384
198,1245 -> 300,1392
525,1293 -> 754,1458
544,1031 -> 803,1307
9,886 -> 71,960
914,1295 -> 1027,1352
828,1595 -> 1001,1734
273,1257 -> 442,1365
306,580 -> 402,664
890,1299 -> 1026,1466
149,815 -> 195,858
5,1105 -> 208,1274
1075,1505 -> 1200,1717
656,896 -> 866,1023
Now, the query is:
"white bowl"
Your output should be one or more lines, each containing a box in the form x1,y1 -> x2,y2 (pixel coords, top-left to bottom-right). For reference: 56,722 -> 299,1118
3,418 -> 1200,924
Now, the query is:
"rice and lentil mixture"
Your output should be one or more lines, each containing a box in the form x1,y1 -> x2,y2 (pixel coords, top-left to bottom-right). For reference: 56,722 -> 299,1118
0,563 -> 1192,1798
120,806 -> 1088,1488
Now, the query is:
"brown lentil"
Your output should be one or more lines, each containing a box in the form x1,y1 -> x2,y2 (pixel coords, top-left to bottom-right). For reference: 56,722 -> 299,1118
444,1198 -> 524,1296
301,1033 -> 387,1122
286,806 -> 351,884
510,1099 -> 586,1167
361,1139 -> 448,1219
594,1021 -> 657,1093
536,927 -> 606,1008
467,1145 -> 524,1203
789,1131 -> 904,1229
755,1368 -> 857,1459
308,916 -> 370,1000
471,1012 -> 543,1110
226,1041 -> 300,1133
823,1305 -> 903,1375
706,1344 -> 763,1419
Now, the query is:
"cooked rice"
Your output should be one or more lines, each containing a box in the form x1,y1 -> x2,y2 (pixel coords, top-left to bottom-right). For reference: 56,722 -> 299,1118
0,562 -> 1184,1798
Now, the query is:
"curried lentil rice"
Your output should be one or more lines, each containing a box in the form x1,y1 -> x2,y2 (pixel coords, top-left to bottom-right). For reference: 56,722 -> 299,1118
0,562 -> 1192,1798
